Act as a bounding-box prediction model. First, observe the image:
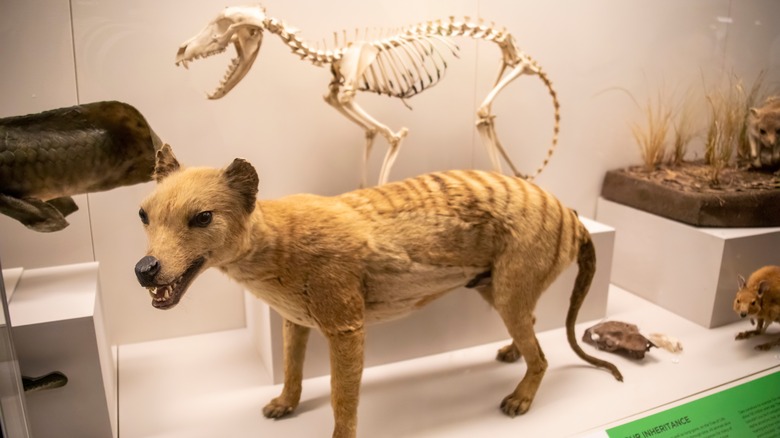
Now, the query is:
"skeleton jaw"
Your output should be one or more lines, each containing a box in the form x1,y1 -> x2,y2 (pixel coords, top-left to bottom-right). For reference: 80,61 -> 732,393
175,41 -> 252,99
175,6 -> 265,99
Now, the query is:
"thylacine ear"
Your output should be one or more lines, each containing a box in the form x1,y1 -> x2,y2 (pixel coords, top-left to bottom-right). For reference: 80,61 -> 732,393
224,158 -> 259,214
153,144 -> 181,183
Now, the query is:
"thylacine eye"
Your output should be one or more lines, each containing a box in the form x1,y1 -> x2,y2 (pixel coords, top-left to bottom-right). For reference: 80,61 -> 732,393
139,208 -> 149,225
190,211 -> 213,228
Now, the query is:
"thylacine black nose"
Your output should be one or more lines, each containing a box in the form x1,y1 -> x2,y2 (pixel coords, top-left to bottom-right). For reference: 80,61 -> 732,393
135,255 -> 161,286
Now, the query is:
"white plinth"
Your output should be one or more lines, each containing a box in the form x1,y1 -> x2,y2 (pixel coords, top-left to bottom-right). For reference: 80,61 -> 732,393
2,267 -> 23,301
9,262 -> 117,438
596,197 -> 780,328
247,217 -> 615,383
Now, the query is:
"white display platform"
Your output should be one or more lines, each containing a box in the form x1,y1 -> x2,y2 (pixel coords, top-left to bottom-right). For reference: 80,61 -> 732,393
245,217 -> 614,383
596,197 -> 780,328
2,267 -> 23,302
118,286 -> 780,438
9,262 -> 117,438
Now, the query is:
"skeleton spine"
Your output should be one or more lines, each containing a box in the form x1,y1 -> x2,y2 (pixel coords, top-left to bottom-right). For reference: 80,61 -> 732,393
264,17 -> 343,66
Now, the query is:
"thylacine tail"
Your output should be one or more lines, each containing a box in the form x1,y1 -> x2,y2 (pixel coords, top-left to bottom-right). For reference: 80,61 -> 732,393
565,227 -> 624,382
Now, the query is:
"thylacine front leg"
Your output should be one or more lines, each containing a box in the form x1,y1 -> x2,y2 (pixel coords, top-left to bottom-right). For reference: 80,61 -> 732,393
324,325 -> 365,438
310,271 -> 366,438
263,319 -> 311,418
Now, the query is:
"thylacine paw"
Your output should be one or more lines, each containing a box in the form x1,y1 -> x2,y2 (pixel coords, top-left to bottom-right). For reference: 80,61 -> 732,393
496,343 -> 522,363
262,398 -> 296,419
500,393 -> 532,417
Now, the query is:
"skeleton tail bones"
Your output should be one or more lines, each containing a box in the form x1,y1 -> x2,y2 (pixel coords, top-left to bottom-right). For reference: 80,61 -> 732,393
175,6 -> 560,186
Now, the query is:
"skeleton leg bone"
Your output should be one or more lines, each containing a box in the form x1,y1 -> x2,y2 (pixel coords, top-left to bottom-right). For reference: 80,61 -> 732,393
336,92 -> 408,186
476,61 -> 536,178
325,86 -> 378,188
325,80 -> 408,186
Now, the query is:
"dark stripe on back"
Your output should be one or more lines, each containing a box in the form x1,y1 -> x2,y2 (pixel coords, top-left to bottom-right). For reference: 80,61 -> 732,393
464,170 -> 495,208
428,173 -> 451,206
369,185 -> 398,211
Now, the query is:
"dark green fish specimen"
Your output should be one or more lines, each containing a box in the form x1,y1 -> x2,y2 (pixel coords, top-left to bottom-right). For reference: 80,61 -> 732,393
23,371 -> 68,393
0,101 -> 163,232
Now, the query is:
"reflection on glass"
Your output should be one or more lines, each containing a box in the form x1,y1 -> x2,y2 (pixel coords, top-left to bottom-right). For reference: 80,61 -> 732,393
0,261 -> 31,437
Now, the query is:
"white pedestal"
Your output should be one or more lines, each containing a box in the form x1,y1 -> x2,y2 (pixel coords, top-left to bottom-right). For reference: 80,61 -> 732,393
2,267 -> 23,301
596,197 -> 780,328
247,217 -> 615,383
9,262 -> 117,438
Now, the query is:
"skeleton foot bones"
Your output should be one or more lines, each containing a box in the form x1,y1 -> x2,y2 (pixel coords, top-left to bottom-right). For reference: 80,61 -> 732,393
135,146 -> 621,438
175,5 -> 560,187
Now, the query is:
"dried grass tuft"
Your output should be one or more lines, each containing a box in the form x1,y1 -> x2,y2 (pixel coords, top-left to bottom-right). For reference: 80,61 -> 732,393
631,92 -> 673,171
704,72 -> 766,184
669,89 -> 699,166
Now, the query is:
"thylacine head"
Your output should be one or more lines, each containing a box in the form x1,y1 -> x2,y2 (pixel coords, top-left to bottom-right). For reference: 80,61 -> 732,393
134,145 -> 259,309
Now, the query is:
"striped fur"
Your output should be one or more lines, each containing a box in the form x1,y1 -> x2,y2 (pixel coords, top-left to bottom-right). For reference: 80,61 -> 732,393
136,150 -> 622,438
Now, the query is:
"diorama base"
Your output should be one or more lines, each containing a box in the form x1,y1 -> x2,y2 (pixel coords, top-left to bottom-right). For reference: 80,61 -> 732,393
117,286 -> 780,438
246,218 -> 615,383
601,167 -> 780,227
595,197 -> 780,328
8,262 -> 117,438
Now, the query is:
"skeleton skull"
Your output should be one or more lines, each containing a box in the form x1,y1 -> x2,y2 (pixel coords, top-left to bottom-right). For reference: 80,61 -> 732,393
583,321 -> 655,359
175,6 -> 266,99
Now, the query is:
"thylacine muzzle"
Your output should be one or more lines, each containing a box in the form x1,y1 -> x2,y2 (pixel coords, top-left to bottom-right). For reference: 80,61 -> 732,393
134,254 -> 205,310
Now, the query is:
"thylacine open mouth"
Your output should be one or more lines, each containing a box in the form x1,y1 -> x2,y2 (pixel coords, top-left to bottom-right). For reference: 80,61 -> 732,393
148,257 -> 206,310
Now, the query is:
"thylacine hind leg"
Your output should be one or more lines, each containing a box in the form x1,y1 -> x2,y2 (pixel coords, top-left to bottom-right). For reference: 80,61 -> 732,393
475,285 -> 523,363
494,314 -> 538,363
487,260 -> 551,417
495,303 -> 547,417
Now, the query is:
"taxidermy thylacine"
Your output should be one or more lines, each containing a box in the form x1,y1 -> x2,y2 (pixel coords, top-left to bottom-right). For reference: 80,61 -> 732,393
134,144 -> 622,438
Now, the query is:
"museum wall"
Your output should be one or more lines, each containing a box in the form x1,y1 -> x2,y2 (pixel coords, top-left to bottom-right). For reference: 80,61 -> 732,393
1,0 -> 778,345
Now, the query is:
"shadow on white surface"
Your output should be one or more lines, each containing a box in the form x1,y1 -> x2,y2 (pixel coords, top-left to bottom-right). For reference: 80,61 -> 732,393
118,286 -> 780,437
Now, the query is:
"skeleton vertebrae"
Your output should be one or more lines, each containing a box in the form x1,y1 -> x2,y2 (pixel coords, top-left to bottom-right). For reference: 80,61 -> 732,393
176,6 -> 560,185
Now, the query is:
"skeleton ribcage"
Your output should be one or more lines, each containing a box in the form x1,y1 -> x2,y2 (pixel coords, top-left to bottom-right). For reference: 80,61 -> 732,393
358,34 -> 459,99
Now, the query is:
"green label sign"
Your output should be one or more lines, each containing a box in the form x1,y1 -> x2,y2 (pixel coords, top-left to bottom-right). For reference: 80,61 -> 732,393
607,371 -> 780,438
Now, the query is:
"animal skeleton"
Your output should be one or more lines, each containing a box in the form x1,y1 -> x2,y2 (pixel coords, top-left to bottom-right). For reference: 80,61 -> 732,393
176,5 -> 560,186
